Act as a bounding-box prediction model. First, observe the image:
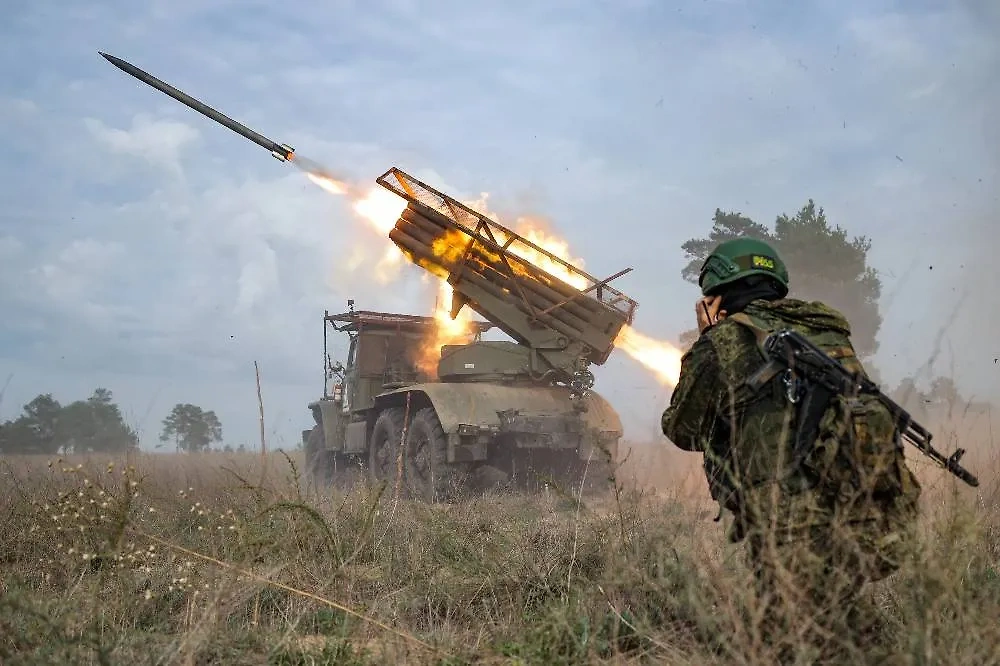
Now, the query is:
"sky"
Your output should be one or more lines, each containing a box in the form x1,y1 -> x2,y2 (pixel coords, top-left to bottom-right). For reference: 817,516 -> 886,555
0,0 -> 997,451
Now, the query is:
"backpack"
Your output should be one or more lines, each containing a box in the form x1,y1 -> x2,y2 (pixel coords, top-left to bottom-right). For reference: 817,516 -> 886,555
725,311 -> 922,520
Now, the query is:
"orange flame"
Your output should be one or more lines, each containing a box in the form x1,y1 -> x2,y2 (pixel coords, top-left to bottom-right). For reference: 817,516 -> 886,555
413,281 -> 479,377
302,167 -> 683,388
500,223 -> 589,291
615,326 -> 683,387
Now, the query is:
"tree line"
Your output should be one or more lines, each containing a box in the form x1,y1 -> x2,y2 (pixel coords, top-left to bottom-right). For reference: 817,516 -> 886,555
0,389 -> 225,455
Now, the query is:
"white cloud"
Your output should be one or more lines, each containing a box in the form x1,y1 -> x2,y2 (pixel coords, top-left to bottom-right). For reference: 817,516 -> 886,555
0,0 -> 997,447
84,114 -> 200,177
31,238 -> 125,299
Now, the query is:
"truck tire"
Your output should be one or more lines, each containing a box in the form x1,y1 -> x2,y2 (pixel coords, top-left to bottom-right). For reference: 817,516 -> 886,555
305,425 -> 333,487
369,407 -> 405,485
405,407 -> 467,502
566,456 -> 616,497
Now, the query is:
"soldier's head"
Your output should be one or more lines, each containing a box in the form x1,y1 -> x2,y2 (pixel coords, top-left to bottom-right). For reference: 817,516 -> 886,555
698,237 -> 789,306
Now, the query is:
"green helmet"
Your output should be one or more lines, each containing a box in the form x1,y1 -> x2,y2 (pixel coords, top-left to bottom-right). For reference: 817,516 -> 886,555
698,237 -> 789,297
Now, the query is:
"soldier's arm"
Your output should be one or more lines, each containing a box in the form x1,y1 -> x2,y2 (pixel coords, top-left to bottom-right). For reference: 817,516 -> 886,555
661,335 -> 723,452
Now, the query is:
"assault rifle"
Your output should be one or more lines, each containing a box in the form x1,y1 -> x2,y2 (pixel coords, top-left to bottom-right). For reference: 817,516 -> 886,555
749,328 -> 979,488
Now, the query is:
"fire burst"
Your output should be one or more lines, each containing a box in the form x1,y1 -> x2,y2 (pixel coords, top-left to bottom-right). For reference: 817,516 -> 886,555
302,168 -> 683,387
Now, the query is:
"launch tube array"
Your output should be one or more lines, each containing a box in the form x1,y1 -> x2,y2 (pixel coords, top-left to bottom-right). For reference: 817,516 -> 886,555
388,201 -> 627,360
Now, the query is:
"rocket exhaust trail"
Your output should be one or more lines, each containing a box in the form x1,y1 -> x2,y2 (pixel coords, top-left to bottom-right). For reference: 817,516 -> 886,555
98,51 -> 295,162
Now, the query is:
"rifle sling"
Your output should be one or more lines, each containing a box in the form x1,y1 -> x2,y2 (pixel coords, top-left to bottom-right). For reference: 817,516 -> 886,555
726,313 -> 784,391
745,359 -> 785,392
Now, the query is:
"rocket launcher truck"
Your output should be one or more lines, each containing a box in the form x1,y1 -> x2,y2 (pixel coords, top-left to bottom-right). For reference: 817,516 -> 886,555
304,168 -> 639,501
94,51 -> 638,498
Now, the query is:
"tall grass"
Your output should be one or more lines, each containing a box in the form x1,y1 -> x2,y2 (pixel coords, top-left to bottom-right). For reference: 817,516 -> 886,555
0,414 -> 996,665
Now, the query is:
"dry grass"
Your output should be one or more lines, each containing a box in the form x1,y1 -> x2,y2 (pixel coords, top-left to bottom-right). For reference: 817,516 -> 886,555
0,411 -> 998,665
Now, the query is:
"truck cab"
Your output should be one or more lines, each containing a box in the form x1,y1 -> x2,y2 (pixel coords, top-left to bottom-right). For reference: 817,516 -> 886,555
303,306 -> 492,484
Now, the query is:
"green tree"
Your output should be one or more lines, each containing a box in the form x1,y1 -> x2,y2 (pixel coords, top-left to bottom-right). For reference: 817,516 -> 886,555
160,403 -> 223,452
680,201 -> 883,358
0,394 -> 62,454
54,388 -> 138,454
0,388 -> 136,455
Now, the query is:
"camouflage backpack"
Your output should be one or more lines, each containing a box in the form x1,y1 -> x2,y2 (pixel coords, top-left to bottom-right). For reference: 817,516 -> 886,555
725,305 -> 922,519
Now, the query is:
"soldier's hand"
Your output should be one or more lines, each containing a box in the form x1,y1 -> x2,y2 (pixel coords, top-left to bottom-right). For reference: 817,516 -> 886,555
696,296 -> 726,333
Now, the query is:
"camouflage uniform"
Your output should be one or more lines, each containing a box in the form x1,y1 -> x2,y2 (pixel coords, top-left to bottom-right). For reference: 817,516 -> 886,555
662,297 -> 921,653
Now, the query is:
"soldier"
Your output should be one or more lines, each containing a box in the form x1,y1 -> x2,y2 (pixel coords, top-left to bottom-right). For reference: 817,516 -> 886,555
661,237 -> 921,658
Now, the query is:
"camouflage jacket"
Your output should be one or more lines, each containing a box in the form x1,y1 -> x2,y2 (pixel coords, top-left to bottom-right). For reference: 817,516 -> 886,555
661,298 -> 868,527
663,297 -> 921,557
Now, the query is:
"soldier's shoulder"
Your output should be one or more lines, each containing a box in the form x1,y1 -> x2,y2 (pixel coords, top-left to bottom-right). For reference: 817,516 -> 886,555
683,331 -> 717,359
748,298 -> 853,335
708,316 -> 761,349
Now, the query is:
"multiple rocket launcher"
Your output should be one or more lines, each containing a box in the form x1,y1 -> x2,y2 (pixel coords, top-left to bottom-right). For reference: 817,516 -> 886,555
99,51 -> 639,375
377,167 -> 637,367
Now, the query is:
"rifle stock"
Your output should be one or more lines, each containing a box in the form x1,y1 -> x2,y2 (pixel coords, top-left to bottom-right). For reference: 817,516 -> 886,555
762,329 -> 980,488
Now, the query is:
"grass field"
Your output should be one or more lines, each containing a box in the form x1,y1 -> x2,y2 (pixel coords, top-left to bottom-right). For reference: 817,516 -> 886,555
1,414 -> 997,665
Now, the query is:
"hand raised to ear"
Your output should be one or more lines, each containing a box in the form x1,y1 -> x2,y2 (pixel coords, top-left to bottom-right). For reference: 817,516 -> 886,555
696,295 -> 727,333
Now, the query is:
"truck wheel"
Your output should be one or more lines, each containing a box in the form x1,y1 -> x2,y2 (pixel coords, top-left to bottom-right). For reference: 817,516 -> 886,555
369,407 -> 405,485
305,425 -> 333,487
405,407 -> 466,502
566,457 -> 616,497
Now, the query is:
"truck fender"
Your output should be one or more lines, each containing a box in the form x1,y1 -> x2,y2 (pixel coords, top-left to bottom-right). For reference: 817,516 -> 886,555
372,383 -> 623,462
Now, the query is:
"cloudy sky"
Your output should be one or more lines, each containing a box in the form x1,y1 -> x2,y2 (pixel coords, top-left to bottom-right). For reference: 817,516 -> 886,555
0,0 -> 997,451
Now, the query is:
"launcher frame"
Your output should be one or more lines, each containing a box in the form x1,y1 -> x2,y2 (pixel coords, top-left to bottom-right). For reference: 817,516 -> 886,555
375,167 -> 638,327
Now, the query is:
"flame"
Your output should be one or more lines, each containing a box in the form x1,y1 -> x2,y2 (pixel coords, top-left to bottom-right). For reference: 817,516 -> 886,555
301,164 -> 684,389
504,223 -> 589,291
304,170 -> 406,233
413,281 -> 479,377
306,172 -> 348,195
352,186 -> 407,234
615,325 -> 683,387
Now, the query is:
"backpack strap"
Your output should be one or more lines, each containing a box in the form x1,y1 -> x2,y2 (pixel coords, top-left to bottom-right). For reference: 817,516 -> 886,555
725,312 -> 787,393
